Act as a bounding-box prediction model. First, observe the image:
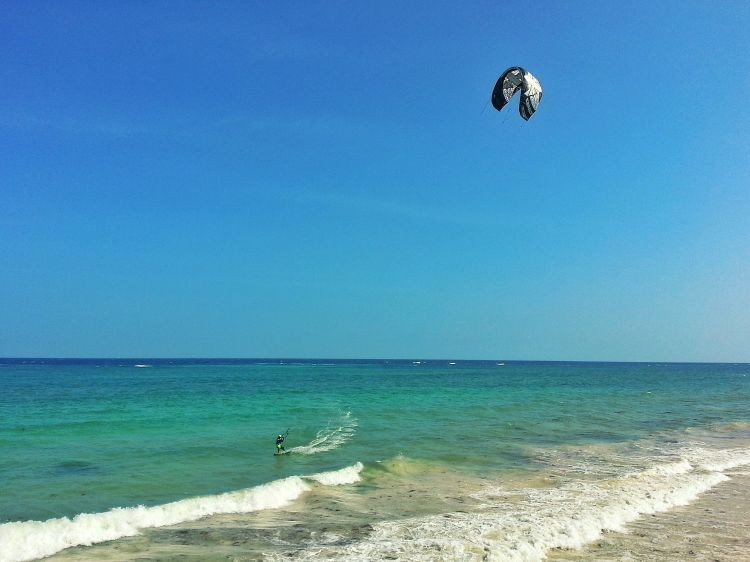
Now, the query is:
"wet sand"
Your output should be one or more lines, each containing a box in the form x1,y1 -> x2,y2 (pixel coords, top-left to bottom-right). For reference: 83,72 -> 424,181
550,470 -> 750,562
44,471 -> 750,562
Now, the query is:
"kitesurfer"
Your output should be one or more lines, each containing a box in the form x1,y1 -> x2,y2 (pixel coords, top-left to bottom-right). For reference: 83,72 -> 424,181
275,431 -> 288,453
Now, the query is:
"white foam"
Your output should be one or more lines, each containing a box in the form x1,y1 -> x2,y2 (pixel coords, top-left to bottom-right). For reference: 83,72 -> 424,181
287,447 -> 750,562
306,462 -> 364,486
689,447 -> 750,472
637,458 -> 692,477
353,473 -> 727,561
287,412 -> 357,455
0,463 -> 363,562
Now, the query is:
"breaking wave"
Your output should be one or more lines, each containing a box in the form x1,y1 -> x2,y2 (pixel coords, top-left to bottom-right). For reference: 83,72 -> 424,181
282,447 -> 750,561
0,463 -> 363,562
306,462 -> 364,486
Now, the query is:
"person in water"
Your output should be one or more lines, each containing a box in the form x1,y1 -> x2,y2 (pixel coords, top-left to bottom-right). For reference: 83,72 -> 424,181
275,433 -> 286,453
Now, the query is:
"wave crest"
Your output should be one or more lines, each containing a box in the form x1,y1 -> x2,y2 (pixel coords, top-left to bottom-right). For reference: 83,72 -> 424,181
0,463 -> 363,562
283,447 -> 750,561
306,462 -> 364,486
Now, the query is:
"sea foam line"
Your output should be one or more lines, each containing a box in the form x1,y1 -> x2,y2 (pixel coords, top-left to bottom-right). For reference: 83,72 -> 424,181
0,463 -> 363,562
291,447 -> 750,562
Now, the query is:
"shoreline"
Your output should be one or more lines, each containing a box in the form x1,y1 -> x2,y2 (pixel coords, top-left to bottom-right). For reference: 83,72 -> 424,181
550,469 -> 750,561
34,444 -> 750,562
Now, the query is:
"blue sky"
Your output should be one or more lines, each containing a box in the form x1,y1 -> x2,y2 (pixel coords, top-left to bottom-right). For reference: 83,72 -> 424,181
1,1 -> 749,360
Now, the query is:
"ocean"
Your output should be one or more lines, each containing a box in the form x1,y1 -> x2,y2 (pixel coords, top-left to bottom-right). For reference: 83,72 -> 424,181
0,359 -> 748,561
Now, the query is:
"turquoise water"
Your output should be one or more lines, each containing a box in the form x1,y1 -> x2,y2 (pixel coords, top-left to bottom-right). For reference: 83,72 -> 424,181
1,360 -> 749,561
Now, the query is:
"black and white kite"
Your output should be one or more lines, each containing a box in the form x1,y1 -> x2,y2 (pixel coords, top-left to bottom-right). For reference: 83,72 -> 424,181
491,67 -> 542,121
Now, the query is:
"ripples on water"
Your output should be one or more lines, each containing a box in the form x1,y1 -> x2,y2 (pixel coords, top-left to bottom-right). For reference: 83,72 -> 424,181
0,360 -> 748,561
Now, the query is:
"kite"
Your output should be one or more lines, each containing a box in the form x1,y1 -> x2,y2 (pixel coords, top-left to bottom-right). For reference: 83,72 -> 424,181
491,67 -> 542,121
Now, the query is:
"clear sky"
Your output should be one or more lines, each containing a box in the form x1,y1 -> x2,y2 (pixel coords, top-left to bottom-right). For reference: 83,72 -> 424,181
1,1 -> 749,361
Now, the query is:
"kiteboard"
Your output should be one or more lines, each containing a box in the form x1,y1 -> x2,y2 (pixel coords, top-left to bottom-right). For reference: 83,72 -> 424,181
274,450 -> 289,456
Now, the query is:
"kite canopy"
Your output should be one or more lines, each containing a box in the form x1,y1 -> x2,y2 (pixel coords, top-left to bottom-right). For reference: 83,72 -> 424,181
491,67 -> 542,121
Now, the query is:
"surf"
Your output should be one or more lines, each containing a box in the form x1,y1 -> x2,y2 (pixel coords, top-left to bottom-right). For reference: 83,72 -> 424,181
0,463 -> 363,562
276,446 -> 750,561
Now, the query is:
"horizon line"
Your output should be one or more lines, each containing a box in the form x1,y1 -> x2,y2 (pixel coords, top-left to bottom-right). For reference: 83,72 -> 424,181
1,357 -> 748,365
